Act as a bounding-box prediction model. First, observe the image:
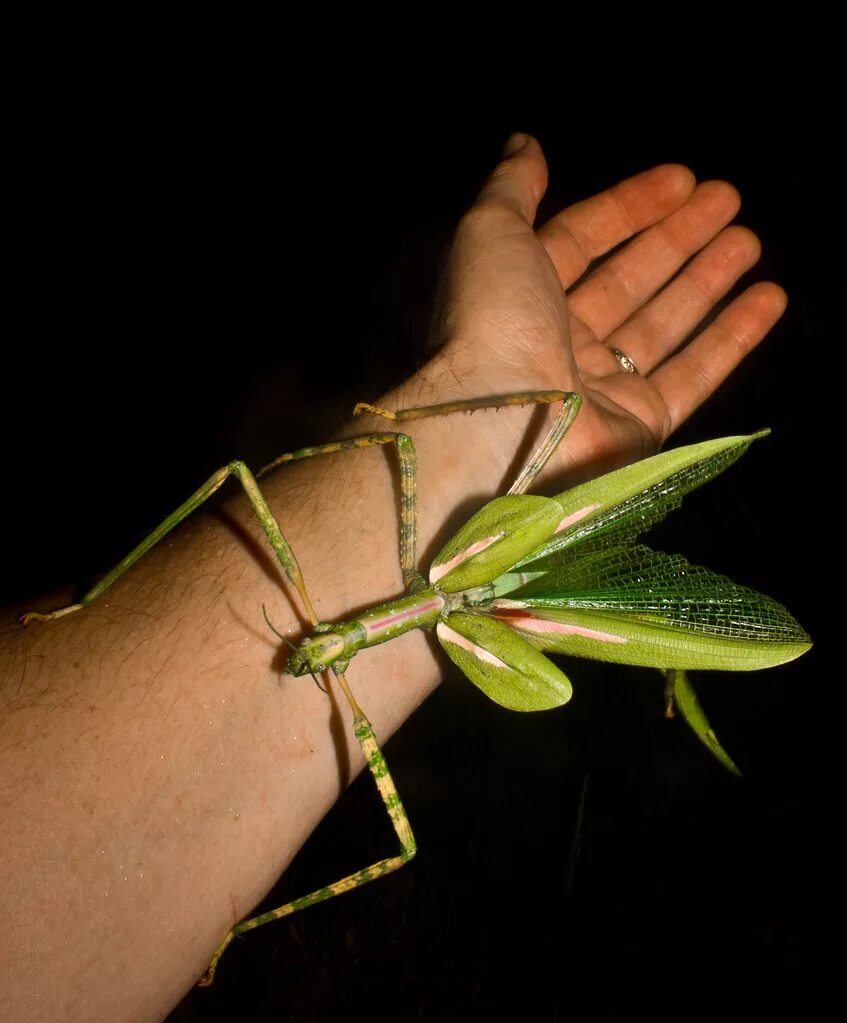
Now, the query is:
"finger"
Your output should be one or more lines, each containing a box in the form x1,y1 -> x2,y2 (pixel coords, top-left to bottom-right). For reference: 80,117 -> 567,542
604,225 -> 762,374
539,164 -> 696,287
472,133 -> 549,226
568,181 -> 742,343
650,282 -> 788,434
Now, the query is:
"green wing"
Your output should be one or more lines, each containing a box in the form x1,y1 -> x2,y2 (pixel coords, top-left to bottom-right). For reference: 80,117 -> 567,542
516,432 -> 768,570
429,495 -> 562,592
489,544 -> 810,671
436,612 -> 572,712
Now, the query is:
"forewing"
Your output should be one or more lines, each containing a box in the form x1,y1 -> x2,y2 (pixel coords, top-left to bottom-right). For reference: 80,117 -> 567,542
430,495 -> 562,592
436,611 -> 572,711
517,432 -> 768,570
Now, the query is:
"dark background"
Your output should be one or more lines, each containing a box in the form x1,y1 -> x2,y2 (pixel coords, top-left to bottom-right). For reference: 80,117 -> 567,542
3,91 -> 825,1020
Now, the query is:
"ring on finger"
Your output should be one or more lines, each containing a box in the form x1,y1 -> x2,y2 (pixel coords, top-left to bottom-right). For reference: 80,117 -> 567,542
608,347 -> 640,375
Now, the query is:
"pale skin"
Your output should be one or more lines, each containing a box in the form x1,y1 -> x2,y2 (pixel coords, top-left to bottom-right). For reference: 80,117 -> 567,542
0,135 -> 786,1022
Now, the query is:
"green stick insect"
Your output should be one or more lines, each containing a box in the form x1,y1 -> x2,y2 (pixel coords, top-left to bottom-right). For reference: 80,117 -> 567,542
20,389 -> 810,985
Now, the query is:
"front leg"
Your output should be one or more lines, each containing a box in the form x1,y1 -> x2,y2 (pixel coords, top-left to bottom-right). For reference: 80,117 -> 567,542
20,430 -> 424,627
199,669 -> 416,985
20,460 -> 320,626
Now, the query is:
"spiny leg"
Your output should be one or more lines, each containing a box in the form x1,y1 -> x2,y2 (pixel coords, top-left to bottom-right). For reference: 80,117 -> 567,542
20,432 -> 422,625
354,389 -> 583,495
258,432 -> 422,592
199,667 -> 416,986
19,462 -> 319,626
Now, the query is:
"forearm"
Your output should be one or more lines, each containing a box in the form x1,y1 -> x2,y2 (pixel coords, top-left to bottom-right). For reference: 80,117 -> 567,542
0,363 -> 555,1023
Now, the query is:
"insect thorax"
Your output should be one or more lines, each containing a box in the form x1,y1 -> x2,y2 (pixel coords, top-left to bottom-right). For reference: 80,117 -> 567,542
285,583 -> 500,676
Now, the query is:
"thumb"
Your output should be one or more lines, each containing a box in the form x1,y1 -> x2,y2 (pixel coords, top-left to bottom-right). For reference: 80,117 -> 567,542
474,133 -> 548,226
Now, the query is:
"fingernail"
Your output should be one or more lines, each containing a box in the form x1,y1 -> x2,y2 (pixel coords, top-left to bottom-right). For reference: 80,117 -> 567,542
502,132 -> 529,157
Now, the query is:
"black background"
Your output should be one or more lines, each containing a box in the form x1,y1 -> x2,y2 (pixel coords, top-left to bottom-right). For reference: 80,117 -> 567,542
3,85 -> 826,1021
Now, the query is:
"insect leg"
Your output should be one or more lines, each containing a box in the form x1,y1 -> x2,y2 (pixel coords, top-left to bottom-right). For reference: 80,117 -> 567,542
19,462 -> 319,626
258,432 -> 420,591
353,389 -> 582,494
198,667 -> 416,986
20,433 -> 421,625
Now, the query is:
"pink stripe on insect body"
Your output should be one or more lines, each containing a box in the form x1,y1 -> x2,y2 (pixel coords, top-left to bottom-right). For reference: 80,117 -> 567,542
554,502 -> 601,533
429,533 -> 505,585
490,602 -> 628,644
360,594 -> 446,644
436,622 -> 510,668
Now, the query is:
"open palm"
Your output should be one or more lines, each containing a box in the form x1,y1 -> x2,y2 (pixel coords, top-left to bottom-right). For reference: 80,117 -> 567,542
434,134 -> 786,481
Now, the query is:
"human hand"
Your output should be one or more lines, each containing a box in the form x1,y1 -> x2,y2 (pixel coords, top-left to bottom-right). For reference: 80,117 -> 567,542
428,133 -> 786,480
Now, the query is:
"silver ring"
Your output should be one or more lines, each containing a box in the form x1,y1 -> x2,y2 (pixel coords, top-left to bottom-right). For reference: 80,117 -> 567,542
609,347 -> 640,375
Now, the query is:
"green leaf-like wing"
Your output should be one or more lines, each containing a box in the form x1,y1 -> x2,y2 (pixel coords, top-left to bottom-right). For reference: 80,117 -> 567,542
490,544 -> 811,671
437,611 -> 572,711
517,432 -> 768,570
430,495 -> 562,592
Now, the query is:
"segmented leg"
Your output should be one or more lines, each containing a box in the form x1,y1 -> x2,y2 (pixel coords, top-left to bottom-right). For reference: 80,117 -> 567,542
198,668 -> 416,986
19,461 -> 319,625
258,432 -> 420,591
354,389 -> 582,495
20,433 -> 421,626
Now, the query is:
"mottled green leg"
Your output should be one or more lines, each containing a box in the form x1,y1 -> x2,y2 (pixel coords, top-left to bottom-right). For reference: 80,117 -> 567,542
354,389 -> 582,495
257,432 -> 420,591
20,432 -> 421,626
198,668 -> 416,986
19,461 -> 321,626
